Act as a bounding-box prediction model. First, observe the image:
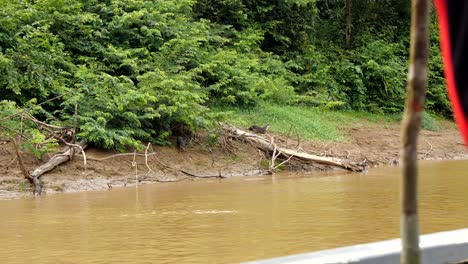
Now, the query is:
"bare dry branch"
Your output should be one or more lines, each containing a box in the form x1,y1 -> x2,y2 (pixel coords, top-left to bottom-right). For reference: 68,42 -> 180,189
72,104 -> 78,144
20,112 -> 67,130
12,138 -> 33,183
180,169 -> 226,179
420,139 -> 433,158
273,152 -> 295,170
82,152 -> 159,161
145,142 -> 154,172
132,150 -> 138,182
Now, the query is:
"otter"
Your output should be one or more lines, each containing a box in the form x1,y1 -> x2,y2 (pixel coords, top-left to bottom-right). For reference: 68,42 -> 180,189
248,123 -> 271,134
176,136 -> 186,151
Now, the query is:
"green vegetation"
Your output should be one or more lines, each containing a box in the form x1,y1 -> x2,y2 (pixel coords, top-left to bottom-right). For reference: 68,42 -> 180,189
220,102 -> 404,142
222,103 -> 348,141
0,0 -> 449,153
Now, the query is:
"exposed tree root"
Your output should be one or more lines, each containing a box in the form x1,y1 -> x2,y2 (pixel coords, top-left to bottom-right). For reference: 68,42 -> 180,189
180,169 -> 226,179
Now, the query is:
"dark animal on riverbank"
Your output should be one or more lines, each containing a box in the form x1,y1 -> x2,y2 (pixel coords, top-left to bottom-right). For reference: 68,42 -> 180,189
248,124 -> 271,134
177,136 -> 186,151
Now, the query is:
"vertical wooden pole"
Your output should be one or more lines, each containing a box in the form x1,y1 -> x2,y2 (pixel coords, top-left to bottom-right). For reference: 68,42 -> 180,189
401,0 -> 429,264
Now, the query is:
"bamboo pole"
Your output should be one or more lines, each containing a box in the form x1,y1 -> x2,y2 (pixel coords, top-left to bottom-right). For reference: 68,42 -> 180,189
400,0 -> 429,264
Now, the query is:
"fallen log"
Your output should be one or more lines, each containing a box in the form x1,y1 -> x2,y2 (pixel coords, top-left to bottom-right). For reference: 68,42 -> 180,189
30,141 -> 88,195
225,125 -> 367,172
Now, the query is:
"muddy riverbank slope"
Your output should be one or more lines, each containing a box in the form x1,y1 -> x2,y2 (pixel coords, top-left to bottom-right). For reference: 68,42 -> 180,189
1,121 -> 466,199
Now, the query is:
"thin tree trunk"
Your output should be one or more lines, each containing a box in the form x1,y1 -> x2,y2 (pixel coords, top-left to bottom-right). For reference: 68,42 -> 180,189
345,0 -> 351,47
400,0 -> 429,263
12,137 -> 33,183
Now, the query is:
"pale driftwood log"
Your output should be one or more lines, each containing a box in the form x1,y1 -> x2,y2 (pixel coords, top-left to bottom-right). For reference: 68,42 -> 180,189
225,126 -> 366,172
30,141 -> 88,195
30,142 -> 88,178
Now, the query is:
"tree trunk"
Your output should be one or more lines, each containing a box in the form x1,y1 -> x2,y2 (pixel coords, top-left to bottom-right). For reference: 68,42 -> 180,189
345,0 -> 351,47
400,0 -> 429,263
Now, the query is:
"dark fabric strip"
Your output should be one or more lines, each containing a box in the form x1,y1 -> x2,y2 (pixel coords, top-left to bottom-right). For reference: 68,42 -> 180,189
446,1 -> 468,120
434,0 -> 468,146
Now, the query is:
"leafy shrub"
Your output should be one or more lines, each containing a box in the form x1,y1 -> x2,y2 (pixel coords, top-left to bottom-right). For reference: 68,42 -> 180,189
421,112 -> 440,132
0,0 -> 452,153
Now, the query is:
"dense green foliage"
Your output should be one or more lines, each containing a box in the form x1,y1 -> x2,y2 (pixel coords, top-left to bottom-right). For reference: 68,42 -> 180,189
0,0 -> 450,150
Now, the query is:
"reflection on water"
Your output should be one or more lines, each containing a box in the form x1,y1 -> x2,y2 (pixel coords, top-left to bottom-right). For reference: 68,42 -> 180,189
0,160 -> 467,263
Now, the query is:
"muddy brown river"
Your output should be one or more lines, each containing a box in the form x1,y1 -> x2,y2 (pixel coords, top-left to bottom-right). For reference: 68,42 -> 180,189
1,160 -> 467,263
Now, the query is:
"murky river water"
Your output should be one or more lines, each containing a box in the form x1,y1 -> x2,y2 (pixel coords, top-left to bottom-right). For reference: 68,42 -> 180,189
1,160 -> 468,263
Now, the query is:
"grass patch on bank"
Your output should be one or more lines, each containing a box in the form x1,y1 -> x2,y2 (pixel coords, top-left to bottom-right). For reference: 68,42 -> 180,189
216,102 -> 400,142
380,111 -> 441,132
215,102 -> 444,142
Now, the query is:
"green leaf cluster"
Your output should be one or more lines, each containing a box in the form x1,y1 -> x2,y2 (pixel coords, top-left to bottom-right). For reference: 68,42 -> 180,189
0,0 -> 451,152
0,0 -> 294,150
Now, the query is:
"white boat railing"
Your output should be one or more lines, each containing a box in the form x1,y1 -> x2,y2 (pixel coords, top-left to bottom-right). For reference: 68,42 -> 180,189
246,228 -> 468,264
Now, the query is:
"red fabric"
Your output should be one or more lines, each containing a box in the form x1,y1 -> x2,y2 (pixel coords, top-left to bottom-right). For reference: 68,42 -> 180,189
434,0 -> 468,146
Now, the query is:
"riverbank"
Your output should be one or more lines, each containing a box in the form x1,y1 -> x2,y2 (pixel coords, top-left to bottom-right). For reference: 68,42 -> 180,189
0,118 -> 466,199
